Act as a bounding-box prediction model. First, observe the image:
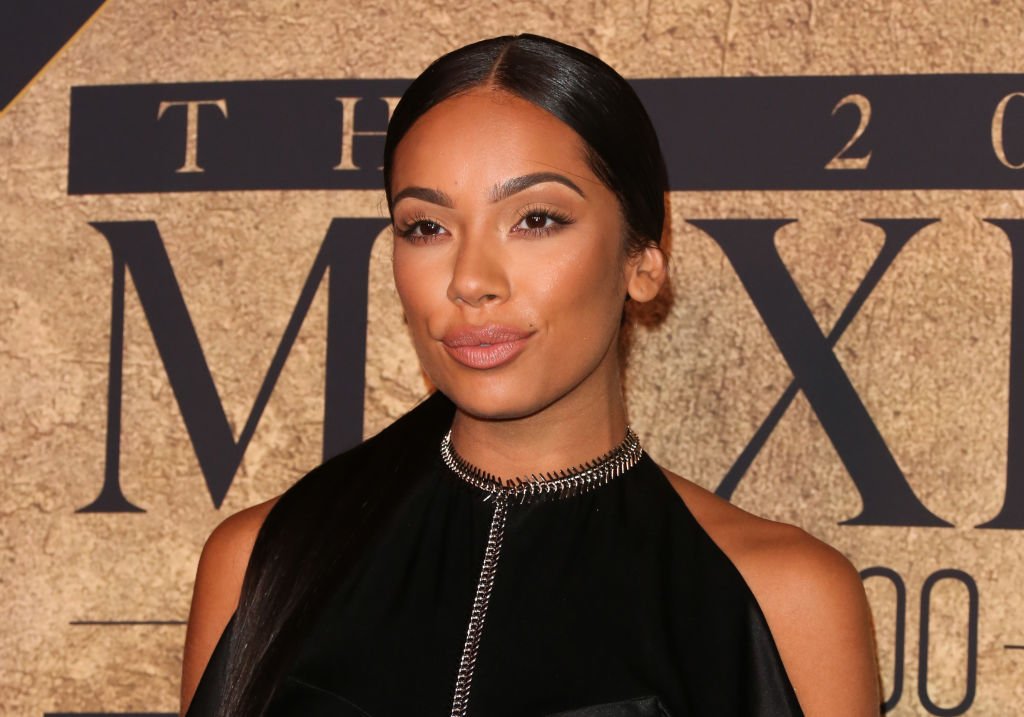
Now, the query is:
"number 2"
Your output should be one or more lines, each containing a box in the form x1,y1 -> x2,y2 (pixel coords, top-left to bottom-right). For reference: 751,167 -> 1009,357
826,93 -> 873,170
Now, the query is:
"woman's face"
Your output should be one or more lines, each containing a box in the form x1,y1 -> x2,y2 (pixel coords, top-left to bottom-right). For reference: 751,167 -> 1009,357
390,88 -> 646,421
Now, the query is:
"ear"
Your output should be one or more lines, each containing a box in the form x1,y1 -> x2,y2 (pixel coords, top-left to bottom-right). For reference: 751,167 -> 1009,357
625,244 -> 667,303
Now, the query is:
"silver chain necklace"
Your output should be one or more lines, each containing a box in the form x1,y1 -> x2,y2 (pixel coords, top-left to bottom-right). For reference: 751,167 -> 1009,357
441,427 -> 644,717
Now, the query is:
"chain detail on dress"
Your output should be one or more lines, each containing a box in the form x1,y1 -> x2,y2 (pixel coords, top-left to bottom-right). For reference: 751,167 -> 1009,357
449,491 -> 508,717
442,427 -> 644,717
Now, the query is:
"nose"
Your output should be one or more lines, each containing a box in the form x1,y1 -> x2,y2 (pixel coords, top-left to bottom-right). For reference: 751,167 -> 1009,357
446,233 -> 510,308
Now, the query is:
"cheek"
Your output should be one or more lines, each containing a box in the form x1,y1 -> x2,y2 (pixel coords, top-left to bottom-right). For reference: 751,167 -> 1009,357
392,258 -> 415,311
393,255 -> 448,376
523,238 -> 626,326
393,248 -> 441,324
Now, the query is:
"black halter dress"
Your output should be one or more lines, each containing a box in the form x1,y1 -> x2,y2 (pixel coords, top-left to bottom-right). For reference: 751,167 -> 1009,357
187,395 -> 803,716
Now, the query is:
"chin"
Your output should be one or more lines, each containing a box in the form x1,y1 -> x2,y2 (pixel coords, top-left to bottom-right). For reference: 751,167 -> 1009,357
437,379 -> 551,422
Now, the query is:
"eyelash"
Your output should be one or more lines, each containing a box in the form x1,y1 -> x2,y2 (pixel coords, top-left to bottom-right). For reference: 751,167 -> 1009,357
394,207 -> 575,244
512,206 -> 575,237
394,213 -> 445,243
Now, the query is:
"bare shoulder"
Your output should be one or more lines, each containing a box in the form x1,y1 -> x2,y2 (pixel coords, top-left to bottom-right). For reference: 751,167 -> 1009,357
196,496 -> 279,580
660,467 -> 861,602
659,466 -> 880,716
179,496 -> 280,715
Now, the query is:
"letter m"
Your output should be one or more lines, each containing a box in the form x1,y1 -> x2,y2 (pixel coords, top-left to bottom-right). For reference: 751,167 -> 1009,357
79,218 -> 387,512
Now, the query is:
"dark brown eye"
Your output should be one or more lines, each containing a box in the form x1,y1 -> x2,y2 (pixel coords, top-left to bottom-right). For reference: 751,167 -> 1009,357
516,213 -> 554,233
397,217 -> 448,244
511,209 -> 573,237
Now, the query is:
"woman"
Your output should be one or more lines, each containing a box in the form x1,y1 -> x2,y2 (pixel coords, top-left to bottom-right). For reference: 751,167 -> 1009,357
180,34 -> 879,716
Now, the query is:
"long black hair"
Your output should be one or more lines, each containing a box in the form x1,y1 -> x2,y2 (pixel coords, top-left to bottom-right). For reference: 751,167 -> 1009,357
214,34 -> 668,716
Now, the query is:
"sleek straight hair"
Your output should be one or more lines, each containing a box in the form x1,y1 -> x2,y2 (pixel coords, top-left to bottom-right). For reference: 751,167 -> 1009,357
213,34 -> 668,716
383,33 -> 668,253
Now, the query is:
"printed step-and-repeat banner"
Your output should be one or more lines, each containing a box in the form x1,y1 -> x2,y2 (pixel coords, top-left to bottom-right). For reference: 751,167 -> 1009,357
3,1 -> 1023,715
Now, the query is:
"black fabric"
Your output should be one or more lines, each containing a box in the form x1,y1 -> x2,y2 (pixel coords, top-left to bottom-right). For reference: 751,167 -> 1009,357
188,398 -> 803,716
546,696 -> 672,716
186,614 -> 233,716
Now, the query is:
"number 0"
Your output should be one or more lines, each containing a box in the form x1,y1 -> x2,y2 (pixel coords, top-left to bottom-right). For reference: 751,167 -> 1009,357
861,567 -> 906,711
992,92 -> 1024,169
918,569 -> 978,716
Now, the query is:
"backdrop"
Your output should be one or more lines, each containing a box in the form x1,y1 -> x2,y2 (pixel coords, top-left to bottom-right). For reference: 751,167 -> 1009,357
3,1 -> 1023,715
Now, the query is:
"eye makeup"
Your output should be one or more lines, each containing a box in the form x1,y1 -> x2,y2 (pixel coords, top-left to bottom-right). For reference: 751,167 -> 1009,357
510,205 -> 576,238
394,213 -> 449,243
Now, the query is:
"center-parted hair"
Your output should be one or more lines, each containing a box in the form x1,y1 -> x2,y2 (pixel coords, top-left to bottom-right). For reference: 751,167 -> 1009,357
211,34 -> 668,717
383,34 -> 669,253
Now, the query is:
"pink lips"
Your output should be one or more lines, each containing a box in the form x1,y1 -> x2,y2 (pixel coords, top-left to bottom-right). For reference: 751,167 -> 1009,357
442,324 -> 534,370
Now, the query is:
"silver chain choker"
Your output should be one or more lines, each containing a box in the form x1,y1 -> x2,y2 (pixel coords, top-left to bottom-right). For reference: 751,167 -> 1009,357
440,425 -> 644,504
440,426 -> 644,717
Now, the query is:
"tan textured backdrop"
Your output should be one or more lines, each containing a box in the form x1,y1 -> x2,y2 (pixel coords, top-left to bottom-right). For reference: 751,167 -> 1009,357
3,1 -> 1023,714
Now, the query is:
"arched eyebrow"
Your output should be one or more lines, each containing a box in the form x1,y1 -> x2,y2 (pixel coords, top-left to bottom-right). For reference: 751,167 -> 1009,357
489,172 -> 586,202
392,186 -> 454,208
392,172 -> 586,209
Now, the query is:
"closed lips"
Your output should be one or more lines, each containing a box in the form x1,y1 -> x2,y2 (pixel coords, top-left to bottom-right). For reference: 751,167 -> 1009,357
442,325 -> 533,347
441,326 -> 534,369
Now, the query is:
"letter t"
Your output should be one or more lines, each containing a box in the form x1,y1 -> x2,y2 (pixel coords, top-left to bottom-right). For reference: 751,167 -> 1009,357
156,99 -> 228,173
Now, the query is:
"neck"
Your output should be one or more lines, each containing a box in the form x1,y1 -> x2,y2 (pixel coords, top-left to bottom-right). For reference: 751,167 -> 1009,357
448,376 -> 629,485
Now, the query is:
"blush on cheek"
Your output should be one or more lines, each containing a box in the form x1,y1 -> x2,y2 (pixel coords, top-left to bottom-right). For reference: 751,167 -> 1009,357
393,264 -> 440,327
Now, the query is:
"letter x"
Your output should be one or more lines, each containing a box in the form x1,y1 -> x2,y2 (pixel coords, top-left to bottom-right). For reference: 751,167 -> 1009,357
689,219 -> 950,527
